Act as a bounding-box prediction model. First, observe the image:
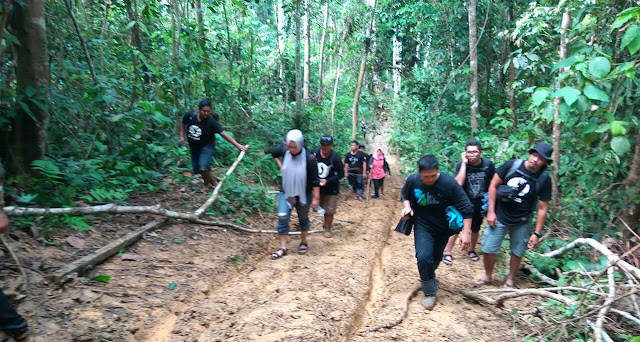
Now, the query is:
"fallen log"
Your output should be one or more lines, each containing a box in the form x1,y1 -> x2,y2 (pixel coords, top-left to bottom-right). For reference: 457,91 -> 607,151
48,218 -> 166,284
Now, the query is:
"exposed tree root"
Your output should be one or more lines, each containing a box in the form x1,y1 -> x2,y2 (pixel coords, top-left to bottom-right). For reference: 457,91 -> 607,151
360,284 -> 421,333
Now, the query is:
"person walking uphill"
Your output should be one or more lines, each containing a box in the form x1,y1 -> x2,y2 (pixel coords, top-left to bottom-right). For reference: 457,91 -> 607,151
443,140 -> 495,265
0,161 -> 29,342
400,155 -> 474,310
270,130 -> 320,259
180,99 -> 247,187
344,141 -> 367,200
311,135 -> 344,238
369,148 -> 391,198
475,142 -> 552,289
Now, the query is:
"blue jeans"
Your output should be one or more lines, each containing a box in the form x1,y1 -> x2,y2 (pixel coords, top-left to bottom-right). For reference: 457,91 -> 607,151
0,289 -> 28,338
190,143 -> 215,173
414,222 -> 451,296
276,192 -> 311,235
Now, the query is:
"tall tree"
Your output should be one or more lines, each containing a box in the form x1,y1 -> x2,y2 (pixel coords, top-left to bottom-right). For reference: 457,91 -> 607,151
468,0 -> 479,132
317,0 -> 329,101
10,0 -> 49,175
294,0 -> 303,122
351,0 -> 376,140
551,10 -> 570,206
303,0 -> 310,102
506,0 -> 517,127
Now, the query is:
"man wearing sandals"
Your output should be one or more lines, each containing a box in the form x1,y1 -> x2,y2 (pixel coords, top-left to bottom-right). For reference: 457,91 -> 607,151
270,130 -> 320,259
400,155 -> 474,310
475,142 -> 552,288
0,161 -> 29,342
311,135 -> 344,238
443,140 -> 495,265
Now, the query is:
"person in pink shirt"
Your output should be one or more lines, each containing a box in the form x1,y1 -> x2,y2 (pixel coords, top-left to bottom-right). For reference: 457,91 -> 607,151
368,148 -> 391,198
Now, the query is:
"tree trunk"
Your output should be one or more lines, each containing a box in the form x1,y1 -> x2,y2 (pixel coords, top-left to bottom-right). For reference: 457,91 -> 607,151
294,0 -> 303,123
11,0 -> 49,175
276,0 -> 287,114
624,126 -> 640,229
99,0 -> 110,75
317,1 -> 329,101
64,0 -> 97,84
351,0 -> 376,140
223,1 -> 234,109
468,0 -> 479,132
124,0 -> 150,85
392,33 -> 402,98
551,11 -> 571,207
0,0 -> 11,51
303,0 -> 310,102
507,0 -> 517,126
330,57 -> 342,135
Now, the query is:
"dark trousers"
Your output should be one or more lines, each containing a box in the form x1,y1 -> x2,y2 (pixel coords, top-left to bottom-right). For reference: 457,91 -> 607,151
348,174 -> 363,196
414,222 -> 451,296
372,178 -> 384,198
0,289 -> 28,338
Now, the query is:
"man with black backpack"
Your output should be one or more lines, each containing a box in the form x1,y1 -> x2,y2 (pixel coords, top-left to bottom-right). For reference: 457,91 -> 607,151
474,142 -> 553,288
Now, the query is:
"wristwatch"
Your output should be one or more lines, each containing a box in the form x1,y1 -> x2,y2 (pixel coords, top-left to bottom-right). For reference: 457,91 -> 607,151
533,231 -> 542,238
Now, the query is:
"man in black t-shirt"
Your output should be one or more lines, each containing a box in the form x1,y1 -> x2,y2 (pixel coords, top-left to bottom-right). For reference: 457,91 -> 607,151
311,135 -> 344,238
180,99 -> 247,187
400,155 -> 474,310
475,143 -> 553,289
344,141 -> 367,200
443,140 -> 495,265
260,141 -> 287,170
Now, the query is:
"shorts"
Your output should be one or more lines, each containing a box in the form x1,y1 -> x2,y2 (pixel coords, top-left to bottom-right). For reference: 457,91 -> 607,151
319,194 -> 338,215
190,143 -> 215,173
481,220 -> 530,257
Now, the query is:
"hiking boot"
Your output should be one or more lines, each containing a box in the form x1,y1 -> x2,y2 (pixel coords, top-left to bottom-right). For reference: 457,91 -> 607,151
422,295 -> 436,310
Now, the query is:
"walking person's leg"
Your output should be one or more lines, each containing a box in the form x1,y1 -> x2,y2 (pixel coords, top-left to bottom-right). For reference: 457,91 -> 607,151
475,221 -> 508,284
414,224 -> 438,309
372,179 -> 381,198
379,177 -> 385,195
504,222 -> 530,288
199,144 -> 216,186
320,195 -> 338,238
355,174 -> 364,199
272,192 -> 292,259
0,289 -> 28,341
468,209 -> 483,261
296,198 -> 311,254
442,234 -> 457,265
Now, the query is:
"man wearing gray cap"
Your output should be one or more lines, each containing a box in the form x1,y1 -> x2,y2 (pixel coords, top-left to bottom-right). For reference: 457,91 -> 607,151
474,142 -> 553,288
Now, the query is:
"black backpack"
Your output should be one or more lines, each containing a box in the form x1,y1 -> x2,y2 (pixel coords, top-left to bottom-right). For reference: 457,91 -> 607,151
497,159 -> 548,202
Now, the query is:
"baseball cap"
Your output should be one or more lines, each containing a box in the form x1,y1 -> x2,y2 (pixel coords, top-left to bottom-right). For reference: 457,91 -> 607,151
320,135 -> 334,144
529,142 -> 553,163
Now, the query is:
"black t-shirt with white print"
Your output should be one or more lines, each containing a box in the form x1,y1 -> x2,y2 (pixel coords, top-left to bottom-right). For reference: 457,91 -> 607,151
311,148 -> 344,195
182,111 -> 224,148
344,151 -> 367,174
401,172 -> 474,234
495,159 -> 552,225
455,157 -> 495,207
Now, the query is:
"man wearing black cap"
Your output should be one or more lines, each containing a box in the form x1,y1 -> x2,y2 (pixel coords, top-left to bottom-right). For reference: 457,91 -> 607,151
311,135 -> 344,237
475,142 -> 553,288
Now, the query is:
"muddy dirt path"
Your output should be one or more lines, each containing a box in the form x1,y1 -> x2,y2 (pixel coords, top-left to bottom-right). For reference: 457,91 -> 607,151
4,119 -> 528,341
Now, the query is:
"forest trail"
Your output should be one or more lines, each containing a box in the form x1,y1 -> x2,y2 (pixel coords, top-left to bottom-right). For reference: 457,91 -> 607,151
7,116 -> 526,342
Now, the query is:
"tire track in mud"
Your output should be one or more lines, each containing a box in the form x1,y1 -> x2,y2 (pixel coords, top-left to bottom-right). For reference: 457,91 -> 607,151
139,176 -> 404,342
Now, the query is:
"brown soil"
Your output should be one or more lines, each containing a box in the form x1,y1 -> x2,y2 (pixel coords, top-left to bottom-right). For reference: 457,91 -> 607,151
1,129 -> 532,341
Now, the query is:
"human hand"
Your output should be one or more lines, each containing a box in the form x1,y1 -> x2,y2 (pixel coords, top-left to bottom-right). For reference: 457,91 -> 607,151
179,137 -> 185,146
311,197 -> 319,210
486,211 -> 497,227
259,151 -> 265,158
400,207 -> 413,220
459,230 -> 471,250
528,234 -> 539,249
0,212 -> 10,235
461,152 -> 468,164
320,179 -> 327,186
239,145 -> 248,152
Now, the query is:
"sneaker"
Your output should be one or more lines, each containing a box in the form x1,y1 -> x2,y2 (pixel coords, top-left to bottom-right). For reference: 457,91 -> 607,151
324,230 -> 332,238
422,295 -> 436,310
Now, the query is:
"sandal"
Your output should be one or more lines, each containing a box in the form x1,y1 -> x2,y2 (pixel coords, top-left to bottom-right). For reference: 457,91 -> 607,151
271,248 -> 287,260
298,242 -> 308,255
468,250 -> 479,261
503,282 -> 518,289
473,278 -> 491,286
442,253 -> 453,266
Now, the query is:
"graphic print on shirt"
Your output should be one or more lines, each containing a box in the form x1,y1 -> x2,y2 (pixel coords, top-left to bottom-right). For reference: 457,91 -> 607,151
466,171 -> 486,198
317,162 -> 331,179
347,155 -> 360,166
413,188 -> 440,206
188,124 -> 202,141
506,176 -> 530,203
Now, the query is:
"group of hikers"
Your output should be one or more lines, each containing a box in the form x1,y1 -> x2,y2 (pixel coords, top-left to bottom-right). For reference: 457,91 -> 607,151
180,99 -> 553,311
0,99 -> 554,338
